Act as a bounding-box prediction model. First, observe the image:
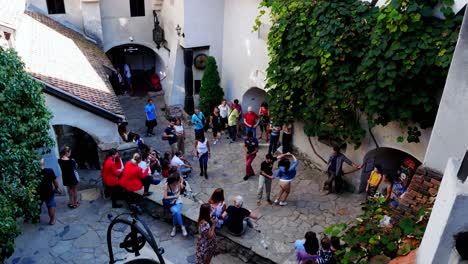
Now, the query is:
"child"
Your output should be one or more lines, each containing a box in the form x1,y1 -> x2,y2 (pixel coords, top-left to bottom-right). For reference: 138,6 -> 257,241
314,237 -> 334,264
366,164 -> 383,197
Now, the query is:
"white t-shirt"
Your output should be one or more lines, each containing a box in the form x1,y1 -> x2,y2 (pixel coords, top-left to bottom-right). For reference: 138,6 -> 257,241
197,138 -> 209,154
138,161 -> 151,175
170,156 -> 184,169
174,124 -> 184,134
218,104 -> 230,118
124,64 -> 131,78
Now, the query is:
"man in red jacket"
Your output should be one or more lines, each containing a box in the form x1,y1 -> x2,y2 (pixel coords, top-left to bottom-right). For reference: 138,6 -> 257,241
102,149 -> 124,208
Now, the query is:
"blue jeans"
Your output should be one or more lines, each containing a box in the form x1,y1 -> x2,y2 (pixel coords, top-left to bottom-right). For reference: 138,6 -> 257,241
170,203 -> 184,226
199,152 -> 209,172
246,127 -> 257,138
268,134 -> 280,154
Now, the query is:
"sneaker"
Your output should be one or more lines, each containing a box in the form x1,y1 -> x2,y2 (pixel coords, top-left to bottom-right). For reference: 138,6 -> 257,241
213,140 -> 217,145
170,227 -> 176,237
200,172 -> 204,176
181,226 -> 188,237
279,201 -> 288,206
204,173 -> 208,179
274,199 -> 279,205
257,201 -> 261,206
267,199 -> 273,205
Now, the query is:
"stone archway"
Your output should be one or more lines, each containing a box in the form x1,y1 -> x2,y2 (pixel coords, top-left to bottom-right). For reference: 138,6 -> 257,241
106,43 -> 165,94
242,87 -> 267,114
53,125 -> 103,190
359,147 -> 422,193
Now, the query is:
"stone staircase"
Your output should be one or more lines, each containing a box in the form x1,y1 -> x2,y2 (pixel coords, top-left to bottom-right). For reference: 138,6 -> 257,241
153,0 -> 164,12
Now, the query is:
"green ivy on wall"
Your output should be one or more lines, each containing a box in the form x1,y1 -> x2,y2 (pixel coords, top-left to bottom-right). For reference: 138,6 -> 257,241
255,0 -> 462,147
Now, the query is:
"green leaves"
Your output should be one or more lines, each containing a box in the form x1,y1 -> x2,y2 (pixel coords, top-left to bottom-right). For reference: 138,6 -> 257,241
257,0 -> 461,146
0,48 -> 53,261
199,56 -> 224,115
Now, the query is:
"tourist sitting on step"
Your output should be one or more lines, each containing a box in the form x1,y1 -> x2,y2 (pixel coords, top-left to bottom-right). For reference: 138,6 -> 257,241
222,196 -> 258,236
120,153 -> 159,204
170,151 -> 192,178
138,152 -> 161,197
162,173 -> 188,237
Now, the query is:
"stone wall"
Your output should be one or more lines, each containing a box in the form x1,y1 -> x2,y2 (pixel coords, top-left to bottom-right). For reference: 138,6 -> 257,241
393,166 -> 442,222
140,199 -> 275,264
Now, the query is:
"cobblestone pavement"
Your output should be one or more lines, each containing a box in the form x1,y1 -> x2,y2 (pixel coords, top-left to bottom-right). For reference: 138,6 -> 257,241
6,192 -> 240,264
119,93 -> 366,263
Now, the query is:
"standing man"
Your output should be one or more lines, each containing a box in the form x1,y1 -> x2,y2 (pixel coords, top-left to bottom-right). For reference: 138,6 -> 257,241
218,99 -> 230,135
145,99 -> 157,137
268,122 -> 282,154
163,118 -> 178,154
244,106 -> 259,139
38,159 -> 61,225
227,102 -> 239,143
123,63 -> 132,94
233,99 -> 242,137
324,146 -> 361,194
257,153 -> 282,205
191,107 -> 205,140
243,131 -> 259,181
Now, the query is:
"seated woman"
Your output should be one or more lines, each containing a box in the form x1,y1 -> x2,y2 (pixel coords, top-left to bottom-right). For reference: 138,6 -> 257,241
208,188 -> 226,228
138,152 -> 161,197
295,231 -> 319,263
120,153 -> 159,203
160,152 -> 173,178
222,195 -> 258,236
163,173 -> 188,237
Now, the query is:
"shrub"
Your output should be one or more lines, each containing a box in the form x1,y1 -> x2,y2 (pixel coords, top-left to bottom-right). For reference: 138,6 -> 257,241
0,48 -> 53,261
199,56 -> 224,115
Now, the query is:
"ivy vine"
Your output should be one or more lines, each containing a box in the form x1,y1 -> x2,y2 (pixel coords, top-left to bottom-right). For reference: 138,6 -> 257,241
255,0 -> 462,147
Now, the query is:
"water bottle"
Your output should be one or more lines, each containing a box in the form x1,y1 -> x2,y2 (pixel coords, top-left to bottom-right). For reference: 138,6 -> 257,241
261,240 -> 268,250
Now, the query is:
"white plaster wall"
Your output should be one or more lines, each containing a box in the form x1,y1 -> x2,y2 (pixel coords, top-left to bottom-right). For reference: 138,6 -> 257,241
159,0 -> 185,105
424,11 -> 468,173
417,158 -> 468,263
45,94 -> 120,147
293,121 -> 431,191
27,0 -> 84,32
183,0 -> 224,65
81,1 -> 103,43
220,0 -> 269,102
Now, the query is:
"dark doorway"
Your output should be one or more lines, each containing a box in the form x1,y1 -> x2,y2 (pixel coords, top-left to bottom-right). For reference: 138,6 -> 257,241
106,44 -> 161,95
53,125 -> 102,190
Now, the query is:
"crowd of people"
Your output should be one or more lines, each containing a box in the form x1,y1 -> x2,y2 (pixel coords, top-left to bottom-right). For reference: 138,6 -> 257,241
36,97 -> 375,264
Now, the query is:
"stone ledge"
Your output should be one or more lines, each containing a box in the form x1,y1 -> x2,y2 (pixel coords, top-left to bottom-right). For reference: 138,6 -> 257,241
139,186 -> 279,264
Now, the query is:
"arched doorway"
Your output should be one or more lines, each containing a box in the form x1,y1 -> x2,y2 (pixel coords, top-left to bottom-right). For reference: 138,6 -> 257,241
53,125 -> 102,190
106,44 -> 164,95
359,147 -> 422,193
242,87 -> 267,114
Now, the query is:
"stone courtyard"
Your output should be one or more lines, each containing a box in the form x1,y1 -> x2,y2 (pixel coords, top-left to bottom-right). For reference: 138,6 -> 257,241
119,93 -> 365,263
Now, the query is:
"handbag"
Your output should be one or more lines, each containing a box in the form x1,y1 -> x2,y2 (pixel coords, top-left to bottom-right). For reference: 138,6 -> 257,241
162,185 -> 176,208
72,159 -> 80,182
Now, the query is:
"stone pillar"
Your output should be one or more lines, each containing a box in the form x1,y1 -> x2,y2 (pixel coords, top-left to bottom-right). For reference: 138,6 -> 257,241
183,49 -> 194,115
417,157 -> 468,263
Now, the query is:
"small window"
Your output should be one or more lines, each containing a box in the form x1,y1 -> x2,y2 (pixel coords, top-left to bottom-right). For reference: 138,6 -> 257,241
46,0 -> 65,14
130,0 -> 145,17
194,80 -> 201,95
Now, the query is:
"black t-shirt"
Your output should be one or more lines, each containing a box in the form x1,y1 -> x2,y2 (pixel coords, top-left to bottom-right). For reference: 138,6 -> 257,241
261,158 -> 277,176
38,168 -> 56,201
244,138 -> 259,154
165,126 -> 177,144
211,113 -> 221,127
225,205 -> 250,235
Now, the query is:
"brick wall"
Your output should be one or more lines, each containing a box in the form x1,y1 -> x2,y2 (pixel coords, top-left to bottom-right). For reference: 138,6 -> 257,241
393,166 -> 442,222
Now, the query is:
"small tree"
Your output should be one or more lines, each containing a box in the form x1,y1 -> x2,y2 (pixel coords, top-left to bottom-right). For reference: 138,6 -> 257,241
199,56 -> 224,115
0,48 -> 53,261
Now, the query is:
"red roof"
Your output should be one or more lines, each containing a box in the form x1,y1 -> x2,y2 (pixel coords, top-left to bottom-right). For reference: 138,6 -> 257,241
15,11 -> 124,115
